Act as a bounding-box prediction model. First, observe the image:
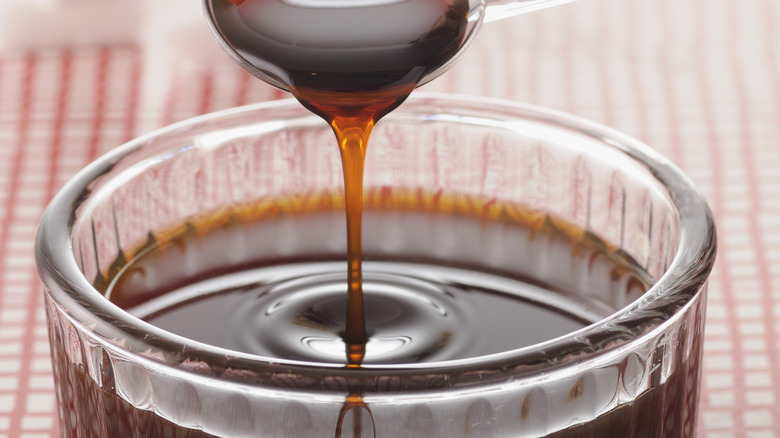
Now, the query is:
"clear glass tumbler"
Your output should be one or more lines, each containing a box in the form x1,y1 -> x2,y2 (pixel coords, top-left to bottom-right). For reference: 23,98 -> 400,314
36,94 -> 716,437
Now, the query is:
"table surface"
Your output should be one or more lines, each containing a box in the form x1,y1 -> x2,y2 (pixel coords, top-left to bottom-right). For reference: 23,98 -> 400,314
0,0 -> 776,436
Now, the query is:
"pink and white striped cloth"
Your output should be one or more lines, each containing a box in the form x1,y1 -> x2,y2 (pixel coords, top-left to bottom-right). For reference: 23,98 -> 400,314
0,0 -> 777,436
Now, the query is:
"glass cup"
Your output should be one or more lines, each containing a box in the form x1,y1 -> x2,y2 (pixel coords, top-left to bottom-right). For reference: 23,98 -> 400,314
36,94 -> 716,437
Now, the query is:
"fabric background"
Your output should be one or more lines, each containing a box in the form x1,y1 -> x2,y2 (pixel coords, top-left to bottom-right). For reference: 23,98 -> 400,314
0,0 -> 776,436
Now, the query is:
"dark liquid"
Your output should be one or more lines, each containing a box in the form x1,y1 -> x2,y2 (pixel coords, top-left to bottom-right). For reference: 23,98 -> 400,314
70,196 -> 700,437
208,0 -> 471,364
106,209 -> 627,364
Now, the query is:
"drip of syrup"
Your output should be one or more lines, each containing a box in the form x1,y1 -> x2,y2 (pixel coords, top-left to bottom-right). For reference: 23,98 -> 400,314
205,0 -> 474,364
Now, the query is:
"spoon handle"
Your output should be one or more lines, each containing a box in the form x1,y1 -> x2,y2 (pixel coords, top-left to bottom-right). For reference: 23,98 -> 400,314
484,0 -> 577,22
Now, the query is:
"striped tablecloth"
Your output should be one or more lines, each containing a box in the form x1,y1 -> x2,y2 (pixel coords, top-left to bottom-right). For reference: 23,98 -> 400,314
0,0 -> 776,436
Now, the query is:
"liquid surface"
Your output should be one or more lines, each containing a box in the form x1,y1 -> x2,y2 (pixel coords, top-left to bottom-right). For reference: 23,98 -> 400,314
127,262 -> 591,364
105,206 -> 651,365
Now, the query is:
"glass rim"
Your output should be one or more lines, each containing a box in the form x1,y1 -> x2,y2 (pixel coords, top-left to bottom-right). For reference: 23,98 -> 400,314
35,93 -> 717,391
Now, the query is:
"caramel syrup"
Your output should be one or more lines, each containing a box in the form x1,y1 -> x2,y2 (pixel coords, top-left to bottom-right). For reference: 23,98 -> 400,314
208,0 -> 471,363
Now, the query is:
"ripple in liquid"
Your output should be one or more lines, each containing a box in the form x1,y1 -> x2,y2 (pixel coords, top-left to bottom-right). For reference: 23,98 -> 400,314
127,262 -> 593,364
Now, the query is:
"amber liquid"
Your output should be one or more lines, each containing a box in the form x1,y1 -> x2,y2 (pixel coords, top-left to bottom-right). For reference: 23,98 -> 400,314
85,197 -> 699,438
209,0 -> 471,364
107,197 -> 647,362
